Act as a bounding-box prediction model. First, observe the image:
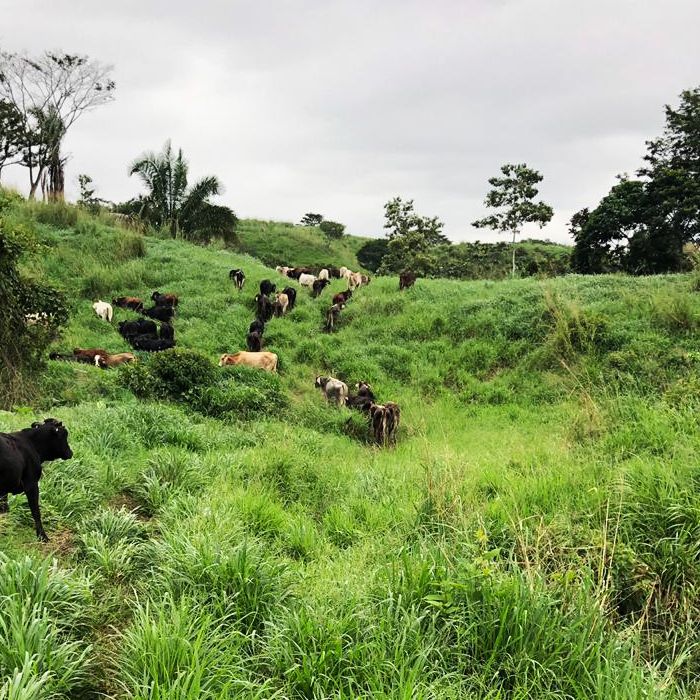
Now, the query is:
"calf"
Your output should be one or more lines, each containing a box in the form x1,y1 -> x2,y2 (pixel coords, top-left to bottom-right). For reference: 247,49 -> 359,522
229,269 -> 246,290
151,291 -> 179,307
399,271 -> 417,290
249,318 -> 265,335
95,352 -> 136,368
298,273 -> 316,288
0,418 -> 73,541
92,300 -> 113,323
325,303 -> 345,332
282,287 -> 297,310
332,290 -> 352,305
314,376 -> 348,405
246,330 -> 262,352
312,279 -> 330,298
141,305 -> 175,323
259,279 -> 277,296
112,296 -> 144,313
348,272 -> 363,290
131,336 -> 175,352
255,294 -> 274,322
339,266 -> 349,278
219,351 -> 278,372
275,266 -> 291,277
119,319 -> 158,339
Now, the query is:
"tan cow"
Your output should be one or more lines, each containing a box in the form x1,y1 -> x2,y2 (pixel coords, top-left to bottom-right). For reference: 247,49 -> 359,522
94,352 -> 137,368
219,351 -> 278,372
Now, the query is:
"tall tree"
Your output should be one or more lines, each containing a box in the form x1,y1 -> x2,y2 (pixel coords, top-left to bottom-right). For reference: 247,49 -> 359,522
0,50 -> 115,198
571,87 -> 700,274
129,140 -> 224,238
0,100 -> 24,182
472,163 -> 554,277
379,197 -> 448,275
319,220 -> 345,247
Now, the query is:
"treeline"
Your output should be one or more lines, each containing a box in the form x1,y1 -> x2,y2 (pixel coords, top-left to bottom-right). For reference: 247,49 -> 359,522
357,236 -> 571,279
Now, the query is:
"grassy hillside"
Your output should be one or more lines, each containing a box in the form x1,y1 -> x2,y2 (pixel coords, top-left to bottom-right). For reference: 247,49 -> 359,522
2,200 -> 700,697
235,218 -> 371,270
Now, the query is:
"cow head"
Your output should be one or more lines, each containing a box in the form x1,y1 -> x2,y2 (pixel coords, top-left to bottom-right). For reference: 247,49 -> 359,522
314,376 -> 328,389
151,291 -> 160,301
32,418 -> 73,460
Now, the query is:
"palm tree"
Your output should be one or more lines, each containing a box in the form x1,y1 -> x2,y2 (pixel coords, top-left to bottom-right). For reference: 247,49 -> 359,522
129,140 -> 222,237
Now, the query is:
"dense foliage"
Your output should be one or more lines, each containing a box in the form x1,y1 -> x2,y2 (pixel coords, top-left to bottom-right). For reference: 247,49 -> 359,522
572,87 -> 700,274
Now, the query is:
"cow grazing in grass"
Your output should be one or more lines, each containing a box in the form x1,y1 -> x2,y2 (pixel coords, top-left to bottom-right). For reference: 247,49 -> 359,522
275,266 -> 291,277
0,418 -> 73,541
399,271 -> 417,290
92,300 -> 113,323
229,269 -> 245,290
275,292 -> 289,316
332,290 -> 352,305
299,273 -> 317,289
318,268 -> 330,281
325,303 -> 345,332
119,319 -> 158,339
368,402 -> 401,446
95,352 -> 136,368
288,267 -> 311,280
282,287 -> 297,310
312,279 -> 330,298
347,272 -> 363,290
347,381 -> 375,412
50,348 -> 110,364
328,266 -> 341,279
112,296 -> 144,313
315,376 -> 348,405
219,351 -> 278,372
246,330 -> 262,352
255,294 -> 274,322
249,318 -> 265,335
141,305 -> 175,323
259,279 -> 277,296
151,291 -> 179,307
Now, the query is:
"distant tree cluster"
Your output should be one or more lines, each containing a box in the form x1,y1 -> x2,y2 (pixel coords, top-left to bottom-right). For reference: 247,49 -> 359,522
0,50 -> 115,200
571,87 -> 700,274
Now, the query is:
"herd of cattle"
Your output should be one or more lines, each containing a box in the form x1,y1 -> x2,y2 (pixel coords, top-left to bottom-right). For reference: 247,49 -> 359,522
4,264 -> 419,541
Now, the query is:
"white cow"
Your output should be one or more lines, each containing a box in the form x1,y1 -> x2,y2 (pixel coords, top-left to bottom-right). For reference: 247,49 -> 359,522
276,265 -> 291,277
348,272 -> 363,290
92,300 -> 113,323
339,266 -> 349,278
318,268 -> 330,281
298,273 -> 317,288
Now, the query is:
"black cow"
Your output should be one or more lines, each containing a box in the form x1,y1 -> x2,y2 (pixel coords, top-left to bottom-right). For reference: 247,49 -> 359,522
259,279 -> 277,296
282,287 -> 297,310
131,336 -> 175,352
255,294 -> 274,322
246,330 -> 262,352
0,418 -> 73,541
119,319 -> 158,339
141,306 -> 175,323
327,266 -> 341,279
312,279 -> 331,298
159,322 -> 175,341
347,381 -> 375,412
229,268 -> 245,291
287,267 -> 311,280
249,318 -> 265,335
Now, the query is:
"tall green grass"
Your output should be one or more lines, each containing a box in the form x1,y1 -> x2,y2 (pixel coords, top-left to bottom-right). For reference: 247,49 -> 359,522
0,198 -> 699,696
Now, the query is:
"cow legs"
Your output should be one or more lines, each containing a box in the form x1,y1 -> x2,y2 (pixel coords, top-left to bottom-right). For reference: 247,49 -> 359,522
0,493 -> 8,513
25,482 -> 48,542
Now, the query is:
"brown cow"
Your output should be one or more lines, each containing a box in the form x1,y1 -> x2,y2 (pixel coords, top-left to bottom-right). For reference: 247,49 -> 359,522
219,351 -> 278,372
368,401 -> 401,446
332,290 -> 352,305
95,352 -> 137,368
112,296 -> 144,313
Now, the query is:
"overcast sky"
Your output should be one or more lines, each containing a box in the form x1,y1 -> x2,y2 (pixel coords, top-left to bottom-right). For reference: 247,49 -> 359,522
2,0 -> 699,242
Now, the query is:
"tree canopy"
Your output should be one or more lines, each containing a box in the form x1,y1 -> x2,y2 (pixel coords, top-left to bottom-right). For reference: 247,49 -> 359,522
472,163 -> 553,276
572,86 -> 700,274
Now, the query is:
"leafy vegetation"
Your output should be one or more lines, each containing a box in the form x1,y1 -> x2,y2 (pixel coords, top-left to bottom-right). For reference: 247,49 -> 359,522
1,196 -> 700,696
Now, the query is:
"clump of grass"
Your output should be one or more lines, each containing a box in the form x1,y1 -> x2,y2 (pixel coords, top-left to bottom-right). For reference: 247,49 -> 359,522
651,291 -> 698,333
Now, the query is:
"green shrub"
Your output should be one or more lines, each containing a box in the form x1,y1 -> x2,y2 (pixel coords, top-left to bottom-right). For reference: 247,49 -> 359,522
30,201 -> 79,228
